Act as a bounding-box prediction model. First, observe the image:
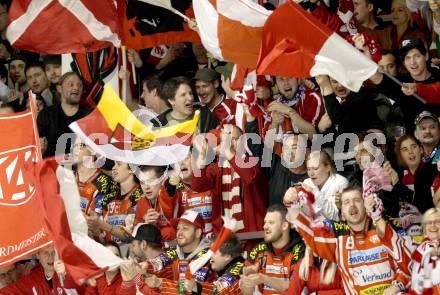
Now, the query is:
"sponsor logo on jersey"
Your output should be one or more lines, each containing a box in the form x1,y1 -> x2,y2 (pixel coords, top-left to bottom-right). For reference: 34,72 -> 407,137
350,261 -> 393,286
348,246 -> 387,265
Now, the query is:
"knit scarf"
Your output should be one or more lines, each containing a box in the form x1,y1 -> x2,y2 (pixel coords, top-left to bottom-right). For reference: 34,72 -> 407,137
410,239 -> 440,294
221,159 -> 245,232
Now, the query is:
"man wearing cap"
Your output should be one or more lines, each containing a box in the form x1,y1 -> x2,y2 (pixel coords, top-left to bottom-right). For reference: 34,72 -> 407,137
131,223 -> 164,263
140,210 -> 214,294
370,38 -> 440,132
415,111 -> 440,164
130,223 -> 167,295
193,67 -> 237,125
8,54 -> 28,92
184,234 -> 244,295
41,54 -> 62,103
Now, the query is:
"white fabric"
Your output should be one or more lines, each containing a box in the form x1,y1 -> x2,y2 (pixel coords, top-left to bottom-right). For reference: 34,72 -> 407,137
193,0 -> 223,60
310,32 -> 378,92
303,174 -> 348,221
57,0 -> 121,47
193,0 -> 271,62
70,121 -> 191,165
217,0 -> 271,27
56,166 -> 124,271
6,0 -> 52,44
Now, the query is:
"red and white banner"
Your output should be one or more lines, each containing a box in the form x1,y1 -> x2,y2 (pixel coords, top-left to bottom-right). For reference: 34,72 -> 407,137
7,0 -> 121,54
256,1 -> 378,92
27,159 -> 124,285
0,109 -> 52,268
193,0 -> 271,68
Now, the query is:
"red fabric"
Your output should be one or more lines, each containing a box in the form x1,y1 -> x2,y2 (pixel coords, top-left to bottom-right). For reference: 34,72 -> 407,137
191,156 -> 268,233
212,99 -> 237,125
118,0 -> 200,49
25,159 -> 107,285
8,0 -> 120,54
0,265 -> 83,295
284,256 -> 344,295
417,83 -> 440,104
0,108 -> 53,268
135,194 -> 176,241
85,272 -> 136,295
311,4 -> 345,35
256,1 -> 330,77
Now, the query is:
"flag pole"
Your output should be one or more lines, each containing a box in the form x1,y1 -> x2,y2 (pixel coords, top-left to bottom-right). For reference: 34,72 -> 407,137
28,90 -> 43,161
121,46 -> 128,104
131,61 -> 137,85
170,8 -> 190,21
382,72 -> 426,104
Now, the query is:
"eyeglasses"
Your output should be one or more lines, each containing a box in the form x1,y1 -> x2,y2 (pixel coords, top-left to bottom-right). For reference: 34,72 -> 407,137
425,220 -> 440,226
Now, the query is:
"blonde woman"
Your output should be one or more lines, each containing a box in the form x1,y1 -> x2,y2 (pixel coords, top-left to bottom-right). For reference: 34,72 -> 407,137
374,208 -> 440,294
302,150 -> 348,221
384,0 -> 428,51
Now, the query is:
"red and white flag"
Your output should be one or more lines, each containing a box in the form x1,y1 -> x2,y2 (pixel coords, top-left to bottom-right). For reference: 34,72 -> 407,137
256,1 -> 378,91
7,0 -> 121,54
0,108 -> 53,268
26,159 -> 124,285
193,0 -> 272,68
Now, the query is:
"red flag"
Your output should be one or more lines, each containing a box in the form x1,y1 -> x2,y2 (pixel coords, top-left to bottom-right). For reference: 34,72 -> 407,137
0,108 -> 52,268
256,1 -> 378,92
6,0 -> 121,54
26,159 -> 123,285
118,0 -> 200,49
193,0 -> 271,68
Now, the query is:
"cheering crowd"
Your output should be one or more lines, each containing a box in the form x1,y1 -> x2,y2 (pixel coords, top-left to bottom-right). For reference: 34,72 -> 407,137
2,0 -> 440,293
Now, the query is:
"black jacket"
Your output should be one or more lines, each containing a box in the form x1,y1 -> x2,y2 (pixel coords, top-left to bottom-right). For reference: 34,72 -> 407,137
37,103 -> 90,157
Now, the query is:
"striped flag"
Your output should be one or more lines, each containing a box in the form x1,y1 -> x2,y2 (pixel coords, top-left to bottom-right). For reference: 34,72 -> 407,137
26,159 -> 124,285
256,1 -> 378,91
69,85 -> 199,165
7,0 -> 121,54
193,0 -> 272,68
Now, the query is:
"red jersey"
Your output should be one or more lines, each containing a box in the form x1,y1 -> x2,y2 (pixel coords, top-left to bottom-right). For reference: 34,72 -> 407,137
135,192 -> 176,241
0,265 -> 84,295
84,272 -> 136,295
210,97 -> 237,125
103,186 -> 143,242
76,170 -> 118,215
161,182 -> 214,234
293,213 -> 412,294
246,240 -> 305,295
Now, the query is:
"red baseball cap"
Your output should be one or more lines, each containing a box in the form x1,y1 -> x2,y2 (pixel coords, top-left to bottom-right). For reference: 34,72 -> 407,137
171,210 -> 205,230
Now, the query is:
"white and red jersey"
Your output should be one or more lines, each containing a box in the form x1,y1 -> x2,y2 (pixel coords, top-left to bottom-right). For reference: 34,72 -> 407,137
162,183 -> 214,234
293,212 -> 412,294
210,96 -> 237,126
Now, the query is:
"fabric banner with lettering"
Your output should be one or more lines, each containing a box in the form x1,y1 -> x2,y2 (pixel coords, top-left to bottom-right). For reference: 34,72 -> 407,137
0,109 -> 52,268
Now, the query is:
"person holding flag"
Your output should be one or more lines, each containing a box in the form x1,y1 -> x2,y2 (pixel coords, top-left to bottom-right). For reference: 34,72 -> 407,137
0,247 -> 84,294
